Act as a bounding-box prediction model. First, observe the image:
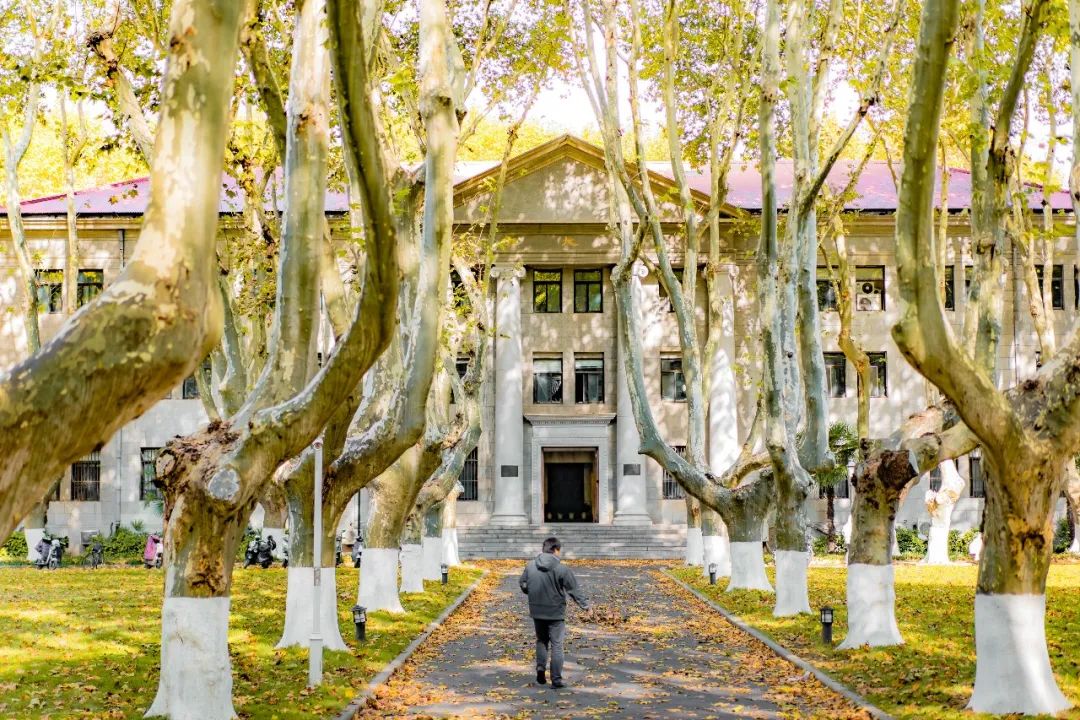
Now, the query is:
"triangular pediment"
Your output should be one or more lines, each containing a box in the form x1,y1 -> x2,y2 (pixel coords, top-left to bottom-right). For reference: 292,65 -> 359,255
453,135 -> 736,227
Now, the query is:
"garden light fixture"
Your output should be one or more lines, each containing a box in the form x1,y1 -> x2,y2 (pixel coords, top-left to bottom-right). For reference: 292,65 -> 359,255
352,604 -> 367,642
708,562 -> 717,585
820,606 -> 834,645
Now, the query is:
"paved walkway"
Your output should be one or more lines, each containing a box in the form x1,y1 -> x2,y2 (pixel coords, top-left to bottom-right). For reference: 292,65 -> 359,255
356,563 -> 868,719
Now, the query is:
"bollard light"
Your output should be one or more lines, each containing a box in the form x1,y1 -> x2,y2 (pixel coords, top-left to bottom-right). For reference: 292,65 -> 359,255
352,604 -> 367,642
441,563 -> 449,585
820,606 -> 834,645
708,562 -> 717,585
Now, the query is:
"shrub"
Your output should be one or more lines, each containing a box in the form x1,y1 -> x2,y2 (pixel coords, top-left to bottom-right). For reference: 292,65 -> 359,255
1054,516 -> 1074,554
895,526 -> 927,557
0,532 -> 28,559
102,526 -> 150,562
949,528 -> 979,558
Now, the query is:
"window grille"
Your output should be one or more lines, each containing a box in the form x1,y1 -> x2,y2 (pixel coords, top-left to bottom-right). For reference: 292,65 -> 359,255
459,448 -> 478,501
71,451 -> 101,501
663,446 -> 686,499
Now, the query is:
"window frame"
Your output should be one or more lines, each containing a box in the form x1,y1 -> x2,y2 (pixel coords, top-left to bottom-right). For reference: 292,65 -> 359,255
71,450 -> 101,502
573,268 -> 603,313
34,269 -> 64,314
823,352 -> 847,398
573,355 -> 605,404
864,351 -> 888,398
140,447 -> 162,501
459,447 -> 479,501
532,356 -> 564,404
854,265 -> 886,312
660,356 -> 687,402
1035,263 -> 1064,310
77,269 -> 104,308
663,445 -> 687,499
944,265 -> 955,311
532,269 -> 562,314
969,455 -> 985,498
816,266 -> 839,312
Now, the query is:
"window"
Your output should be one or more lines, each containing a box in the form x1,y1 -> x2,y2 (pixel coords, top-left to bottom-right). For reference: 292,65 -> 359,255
459,448 -> 478,501
944,266 -> 955,311
855,266 -> 885,311
1035,264 -> 1064,310
450,269 -> 470,312
1075,265 -> 1079,309
574,269 -> 603,313
533,269 -> 562,313
140,447 -> 162,501
817,267 -> 838,311
658,269 -> 683,313
663,445 -> 686,499
863,352 -> 888,398
182,374 -> 200,399
77,269 -> 104,307
456,355 -> 471,378
969,455 -> 985,498
818,472 -> 850,499
71,451 -> 101,501
964,265 -> 974,291
661,356 -> 687,402
533,357 -> 563,403
929,466 -> 942,492
823,353 -> 847,398
574,356 -> 604,403
34,269 -> 63,313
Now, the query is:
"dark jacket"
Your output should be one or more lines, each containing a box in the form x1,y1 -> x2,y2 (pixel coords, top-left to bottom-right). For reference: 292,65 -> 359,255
519,552 -> 589,620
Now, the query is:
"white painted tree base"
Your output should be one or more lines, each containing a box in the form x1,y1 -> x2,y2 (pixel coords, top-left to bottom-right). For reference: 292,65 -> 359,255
25,528 -> 44,563
263,528 -> 286,561
146,597 -> 234,720
442,528 -> 461,566
685,528 -> 704,567
399,543 -> 425,594
1069,533 -> 1079,555
358,548 -> 404,613
276,566 -> 348,651
421,536 -> 442,581
838,564 -> 903,649
773,550 -> 811,616
968,593 -> 1071,715
727,541 -> 772,592
702,534 -> 731,578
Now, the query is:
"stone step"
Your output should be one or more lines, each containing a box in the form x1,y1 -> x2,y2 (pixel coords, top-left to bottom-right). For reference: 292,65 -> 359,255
456,523 -> 687,559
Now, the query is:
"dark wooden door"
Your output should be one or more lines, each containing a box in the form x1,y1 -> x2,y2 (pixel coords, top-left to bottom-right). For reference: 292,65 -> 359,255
545,463 -> 592,522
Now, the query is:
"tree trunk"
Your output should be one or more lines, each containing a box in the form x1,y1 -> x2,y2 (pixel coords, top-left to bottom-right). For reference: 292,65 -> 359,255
1065,463 -> 1080,554
685,495 -> 703,566
422,503 -> 443,581
825,484 -> 837,552
701,507 -> 730,578
724,477 -> 773,592
399,514 -> 425,594
442,484 -> 462,566
923,459 -> 964,565
967,450 -> 1069,714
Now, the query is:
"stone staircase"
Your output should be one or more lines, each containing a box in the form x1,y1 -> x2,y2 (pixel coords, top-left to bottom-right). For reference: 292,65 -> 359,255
457,523 -> 687,560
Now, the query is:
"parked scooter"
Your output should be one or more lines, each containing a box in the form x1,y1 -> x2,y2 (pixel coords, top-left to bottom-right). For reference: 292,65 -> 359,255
243,537 -> 260,568
351,534 -> 363,568
281,543 -> 289,569
335,533 -> 343,567
256,535 -> 276,569
144,534 -> 163,569
87,536 -> 104,569
35,534 -> 67,570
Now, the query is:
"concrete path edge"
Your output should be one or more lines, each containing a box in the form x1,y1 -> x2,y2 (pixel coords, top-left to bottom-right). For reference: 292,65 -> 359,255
334,569 -> 490,720
665,571 -> 895,720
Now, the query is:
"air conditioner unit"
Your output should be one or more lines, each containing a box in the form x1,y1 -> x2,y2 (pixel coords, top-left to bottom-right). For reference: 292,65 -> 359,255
856,282 -> 881,311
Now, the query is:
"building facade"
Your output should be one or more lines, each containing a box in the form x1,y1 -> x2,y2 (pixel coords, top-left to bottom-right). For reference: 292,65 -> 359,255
2,136 -> 1072,549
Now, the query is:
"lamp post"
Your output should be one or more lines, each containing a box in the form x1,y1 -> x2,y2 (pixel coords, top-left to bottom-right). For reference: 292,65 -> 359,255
708,562 -> 717,585
352,604 -> 367,642
309,438 -> 324,687
819,606 -> 834,645
441,562 -> 449,585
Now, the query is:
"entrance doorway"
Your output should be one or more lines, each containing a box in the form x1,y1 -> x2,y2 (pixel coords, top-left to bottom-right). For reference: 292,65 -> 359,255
543,449 -> 598,522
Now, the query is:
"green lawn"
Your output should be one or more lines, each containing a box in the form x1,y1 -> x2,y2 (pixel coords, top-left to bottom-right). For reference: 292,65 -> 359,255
671,561 -> 1080,720
0,563 -> 482,719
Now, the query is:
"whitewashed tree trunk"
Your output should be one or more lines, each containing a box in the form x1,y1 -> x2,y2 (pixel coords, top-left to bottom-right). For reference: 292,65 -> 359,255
24,527 -> 45,563
358,547 -> 404,614
399,543 -> 425,594
923,459 -> 964,565
773,550 -> 812,616
838,564 -> 903,649
685,527 -> 704,567
277,566 -> 348,651
146,597 -> 234,720
701,509 -> 730,577
421,505 -> 442,581
442,485 -> 462,566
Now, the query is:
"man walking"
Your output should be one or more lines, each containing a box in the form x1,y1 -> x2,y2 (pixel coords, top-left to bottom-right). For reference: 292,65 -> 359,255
519,536 -> 589,688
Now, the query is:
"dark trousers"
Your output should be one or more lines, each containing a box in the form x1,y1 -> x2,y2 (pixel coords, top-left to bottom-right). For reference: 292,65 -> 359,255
533,618 -> 566,682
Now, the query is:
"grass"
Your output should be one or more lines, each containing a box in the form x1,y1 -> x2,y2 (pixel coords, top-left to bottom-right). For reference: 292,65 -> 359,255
671,560 -> 1080,720
0,563 -> 482,719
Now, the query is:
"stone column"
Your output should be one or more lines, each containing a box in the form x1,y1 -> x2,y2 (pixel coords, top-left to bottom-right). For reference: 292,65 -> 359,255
490,265 -> 528,525
706,270 -> 739,575
615,262 -> 652,525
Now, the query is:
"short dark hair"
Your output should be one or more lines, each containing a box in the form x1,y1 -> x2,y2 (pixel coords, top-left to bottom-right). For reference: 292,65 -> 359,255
542,536 -> 561,554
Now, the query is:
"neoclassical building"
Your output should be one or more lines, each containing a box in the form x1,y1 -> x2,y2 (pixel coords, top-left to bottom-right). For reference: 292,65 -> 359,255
2,135 -> 1072,553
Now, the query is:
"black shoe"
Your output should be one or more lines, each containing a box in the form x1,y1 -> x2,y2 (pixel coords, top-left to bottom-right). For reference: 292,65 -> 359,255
552,681 -> 566,689
536,670 -> 546,685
